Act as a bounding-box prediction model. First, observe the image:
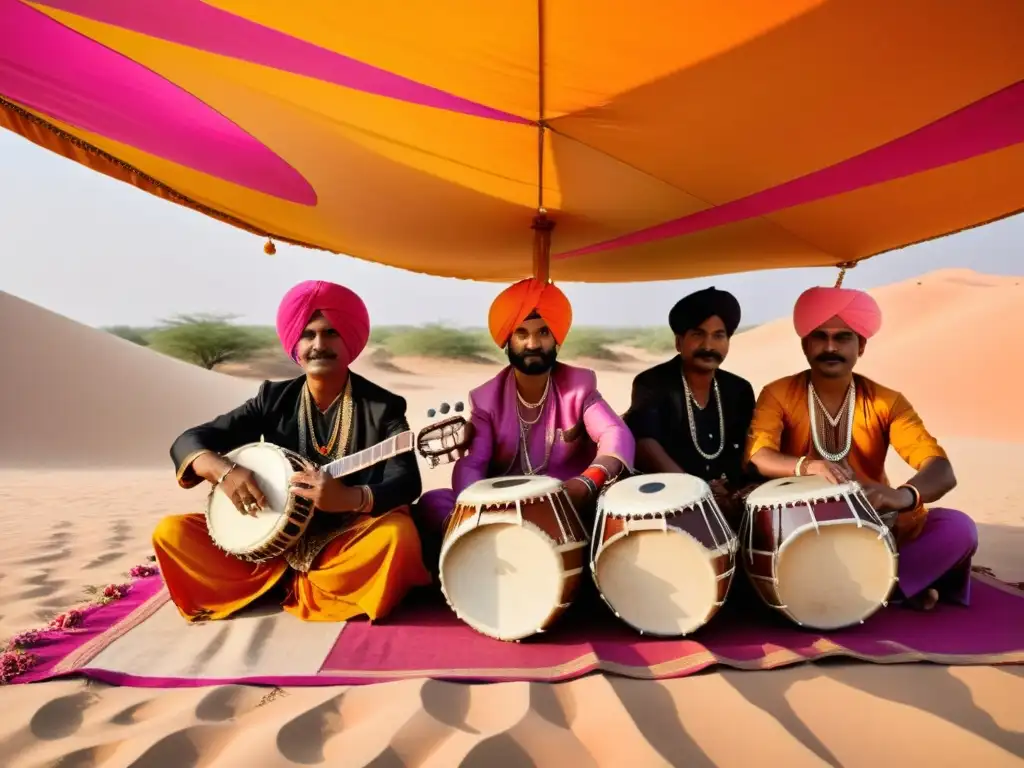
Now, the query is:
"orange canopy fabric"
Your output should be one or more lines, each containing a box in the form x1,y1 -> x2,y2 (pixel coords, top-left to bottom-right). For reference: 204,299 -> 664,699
2,1 -> 1022,282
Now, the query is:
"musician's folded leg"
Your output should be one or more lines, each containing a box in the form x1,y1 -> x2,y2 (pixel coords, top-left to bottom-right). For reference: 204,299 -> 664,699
152,513 -> 289,621
284,509 -> 432,622
894,507 -> 979,607
411,488 -> 456,576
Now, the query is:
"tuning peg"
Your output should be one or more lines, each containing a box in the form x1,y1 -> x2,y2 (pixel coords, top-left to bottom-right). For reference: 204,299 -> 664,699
427,408 -> 437,418
454,401 -> 465,412
439,402 -> 451,414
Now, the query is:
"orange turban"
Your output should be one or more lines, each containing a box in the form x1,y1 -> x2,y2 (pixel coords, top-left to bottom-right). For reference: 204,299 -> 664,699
488,278 -> 573,347
793,286 -> 882,339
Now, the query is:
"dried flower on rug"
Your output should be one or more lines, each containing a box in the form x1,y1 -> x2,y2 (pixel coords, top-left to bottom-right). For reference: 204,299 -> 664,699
6,629 -> 43,651
49,609 -> 85,631
99,583 -> 132,604
129,564 -> 159,579
0,650 -> 39,684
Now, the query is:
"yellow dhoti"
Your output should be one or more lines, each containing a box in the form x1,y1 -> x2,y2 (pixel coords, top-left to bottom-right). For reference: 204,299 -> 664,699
152,510 -> 431,622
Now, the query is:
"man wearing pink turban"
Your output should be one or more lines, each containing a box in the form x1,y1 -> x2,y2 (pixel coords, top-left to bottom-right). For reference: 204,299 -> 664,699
745,284 -> 977,613
153,280 -> 430,624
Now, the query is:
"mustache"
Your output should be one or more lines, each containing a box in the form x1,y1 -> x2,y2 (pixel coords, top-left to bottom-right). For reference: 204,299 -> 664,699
307,351 -> 337,360
815,352 -> 846,363
693,349 -> 723,361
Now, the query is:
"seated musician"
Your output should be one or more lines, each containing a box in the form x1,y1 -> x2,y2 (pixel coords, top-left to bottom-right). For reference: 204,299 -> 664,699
745,284 -> 978,611
623,287 -> 758,528
152,280 -> 431,622
416,278 -> 635,562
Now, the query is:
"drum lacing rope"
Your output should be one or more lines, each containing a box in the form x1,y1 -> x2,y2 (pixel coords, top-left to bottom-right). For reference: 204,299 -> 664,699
547,493 -> 571,542
806,501 -> 820,534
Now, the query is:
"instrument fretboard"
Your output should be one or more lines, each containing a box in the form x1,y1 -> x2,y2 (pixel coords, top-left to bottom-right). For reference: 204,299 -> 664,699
322,431 -> 415,479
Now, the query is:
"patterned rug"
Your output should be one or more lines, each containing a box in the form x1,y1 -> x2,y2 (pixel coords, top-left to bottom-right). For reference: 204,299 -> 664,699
5,565 -> 1023,687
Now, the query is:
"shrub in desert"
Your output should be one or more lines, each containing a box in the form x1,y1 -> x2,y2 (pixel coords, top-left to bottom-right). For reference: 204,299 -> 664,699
148,313 -> 269,370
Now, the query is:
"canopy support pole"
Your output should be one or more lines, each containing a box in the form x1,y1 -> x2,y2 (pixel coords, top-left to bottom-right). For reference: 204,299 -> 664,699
531,0 -> 553,283
532,211 -> 554,283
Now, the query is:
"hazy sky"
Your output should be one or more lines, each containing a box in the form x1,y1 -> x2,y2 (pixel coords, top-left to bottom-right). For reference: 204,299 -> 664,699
3,129 -> 1022,330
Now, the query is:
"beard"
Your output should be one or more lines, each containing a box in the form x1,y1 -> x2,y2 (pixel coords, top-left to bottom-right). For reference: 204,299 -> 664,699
507,346 -> 558,375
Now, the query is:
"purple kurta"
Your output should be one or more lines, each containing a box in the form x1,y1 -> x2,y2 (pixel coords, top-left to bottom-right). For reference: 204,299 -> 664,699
417,363 -> 635,548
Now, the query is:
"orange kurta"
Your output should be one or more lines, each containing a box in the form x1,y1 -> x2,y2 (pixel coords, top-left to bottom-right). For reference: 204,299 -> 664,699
745,372 -> 947,543
152,509 -> 431,622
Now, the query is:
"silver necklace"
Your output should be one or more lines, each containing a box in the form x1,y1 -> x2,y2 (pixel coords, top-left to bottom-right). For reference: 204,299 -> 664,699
808,381 -> 855,462
682,373 -> 725,460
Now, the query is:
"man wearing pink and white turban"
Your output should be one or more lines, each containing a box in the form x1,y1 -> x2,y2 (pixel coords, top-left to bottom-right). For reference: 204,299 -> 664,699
154,280 -> 430,626
745,283 -> 978,614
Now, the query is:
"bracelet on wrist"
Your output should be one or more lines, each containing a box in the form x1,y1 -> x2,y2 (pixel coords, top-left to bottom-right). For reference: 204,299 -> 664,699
897,483 -> 921,511
215,462 -> 237,484
795,456 -> 807,476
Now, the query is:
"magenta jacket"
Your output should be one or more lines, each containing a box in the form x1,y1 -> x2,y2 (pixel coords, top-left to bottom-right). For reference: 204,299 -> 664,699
452,362 -> 635,495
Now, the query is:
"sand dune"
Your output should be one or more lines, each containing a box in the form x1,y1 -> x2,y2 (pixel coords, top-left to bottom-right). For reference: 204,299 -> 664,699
0,292 -> 259,468
1,269 -> 1023,766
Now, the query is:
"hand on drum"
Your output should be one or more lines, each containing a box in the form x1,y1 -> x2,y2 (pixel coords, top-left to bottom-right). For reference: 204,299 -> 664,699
219,467 -> 267,516
564,478 -> 593,512
803,459 -> 855,485
289,468 -> 361,512
860,481 -> 915,513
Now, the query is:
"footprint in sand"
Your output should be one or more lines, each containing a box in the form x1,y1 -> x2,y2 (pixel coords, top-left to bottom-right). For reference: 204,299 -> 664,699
195,685 -> 265,723
84,551 -> 125,570
16,570 -> 66,600
29,691 -> 97,741
19,547 -> 73,567
276,694 -> 344,765
131,726 -> 210,768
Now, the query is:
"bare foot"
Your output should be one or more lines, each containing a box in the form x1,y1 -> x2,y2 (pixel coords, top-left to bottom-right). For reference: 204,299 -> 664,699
908,587 -> 940,611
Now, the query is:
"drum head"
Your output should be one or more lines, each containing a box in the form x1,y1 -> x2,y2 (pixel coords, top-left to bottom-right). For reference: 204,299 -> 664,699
746,475 -> 861,507
601,473 -> 710,518
777,524 -> 896,630
595,529 -> 720,636
456,475 -> 563,507
207,444 -> 295,553
440,514 -> 564,641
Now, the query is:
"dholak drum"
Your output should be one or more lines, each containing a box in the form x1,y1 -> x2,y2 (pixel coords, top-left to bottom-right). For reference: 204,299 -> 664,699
590,473 -> 738,637
741,475 -> 899,630
205,443 -> 316,562
439,475 -> 587,642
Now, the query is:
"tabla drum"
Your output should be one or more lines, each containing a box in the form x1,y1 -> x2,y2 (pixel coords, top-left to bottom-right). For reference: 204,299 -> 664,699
741,475 -> 899,630
205,443 -> 316,563
439,475 -> 587,642
590,473 -> 738,637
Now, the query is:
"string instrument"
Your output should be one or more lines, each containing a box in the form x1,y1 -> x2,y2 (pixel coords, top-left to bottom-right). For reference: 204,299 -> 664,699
205,431 -> 415,562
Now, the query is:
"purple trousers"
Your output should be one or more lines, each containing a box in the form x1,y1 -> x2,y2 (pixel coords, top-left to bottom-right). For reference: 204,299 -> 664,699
894,507 -> 978,605
416,492 -> 978,606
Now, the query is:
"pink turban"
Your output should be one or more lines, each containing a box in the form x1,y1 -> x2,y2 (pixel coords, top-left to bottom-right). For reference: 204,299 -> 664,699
793,286 -> 882,339
275,280 -> 370,365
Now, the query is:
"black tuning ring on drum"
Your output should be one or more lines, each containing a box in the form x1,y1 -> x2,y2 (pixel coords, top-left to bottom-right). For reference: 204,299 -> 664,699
454,401 -> 465,412
427,408 -> 437,418
439,402 -> 451,414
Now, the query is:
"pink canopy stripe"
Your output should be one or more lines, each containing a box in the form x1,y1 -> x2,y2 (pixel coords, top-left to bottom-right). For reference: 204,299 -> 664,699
556,80 -> 1024,260
31,0 -> 530,124
0,0 -> 315,204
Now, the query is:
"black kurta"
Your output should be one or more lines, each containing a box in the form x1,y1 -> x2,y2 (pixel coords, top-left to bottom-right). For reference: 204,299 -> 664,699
624,356 -> 757,486
171,372 -> 422,540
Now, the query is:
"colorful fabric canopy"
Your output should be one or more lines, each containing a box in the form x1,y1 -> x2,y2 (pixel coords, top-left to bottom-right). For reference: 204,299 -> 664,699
2,1 -> 1022,282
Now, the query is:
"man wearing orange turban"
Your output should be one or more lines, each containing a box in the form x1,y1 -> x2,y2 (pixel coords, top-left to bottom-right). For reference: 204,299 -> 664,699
416,278 -> 635,573
153,280 -> 430,624
746,284 -> 977,612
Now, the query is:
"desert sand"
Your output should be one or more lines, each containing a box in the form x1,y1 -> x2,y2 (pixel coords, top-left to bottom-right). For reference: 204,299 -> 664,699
1,269 -> 1022,767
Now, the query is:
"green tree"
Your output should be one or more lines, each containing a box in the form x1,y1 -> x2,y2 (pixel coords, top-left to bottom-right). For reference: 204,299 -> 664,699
149,313 -> 268,370
103,325 -> 150,346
